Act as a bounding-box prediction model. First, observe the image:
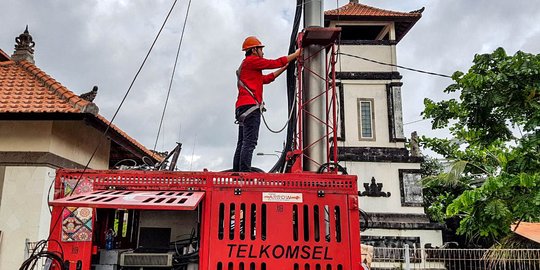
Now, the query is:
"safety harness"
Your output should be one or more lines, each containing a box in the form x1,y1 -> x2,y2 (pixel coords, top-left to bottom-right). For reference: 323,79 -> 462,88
235,61 -> 265,125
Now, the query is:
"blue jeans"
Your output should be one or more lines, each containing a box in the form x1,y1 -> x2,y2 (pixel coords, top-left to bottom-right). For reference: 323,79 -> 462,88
233,105 -> 261,172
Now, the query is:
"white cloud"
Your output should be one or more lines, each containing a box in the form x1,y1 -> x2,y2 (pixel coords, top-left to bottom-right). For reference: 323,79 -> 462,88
2,0 -> 539,171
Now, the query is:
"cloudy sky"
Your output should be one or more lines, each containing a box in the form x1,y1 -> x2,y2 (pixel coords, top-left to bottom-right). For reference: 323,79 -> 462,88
2,0 -> 539,171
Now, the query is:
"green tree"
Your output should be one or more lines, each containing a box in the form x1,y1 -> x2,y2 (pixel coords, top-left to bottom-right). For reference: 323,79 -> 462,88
420,47 -> 540,246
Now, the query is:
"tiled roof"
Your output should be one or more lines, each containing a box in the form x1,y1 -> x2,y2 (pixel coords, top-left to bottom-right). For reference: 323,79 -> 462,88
512,222 -> 540,244
0,56 -> 161,164
0,60 -> 94,114
325,2 -> 423,42
325,2 -> 423,19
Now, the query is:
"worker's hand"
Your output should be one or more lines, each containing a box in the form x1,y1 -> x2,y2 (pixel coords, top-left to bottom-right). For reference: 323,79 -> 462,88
294,48 -> 301,58
287,49 -> 301,62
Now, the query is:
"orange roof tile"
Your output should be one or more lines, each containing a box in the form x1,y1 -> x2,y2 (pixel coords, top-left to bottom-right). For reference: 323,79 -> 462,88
0,58 -> 161,163
512,222 -> 540,244
0,60 -> 90,113
325,2 -> 423,19
325,2 -> 423,42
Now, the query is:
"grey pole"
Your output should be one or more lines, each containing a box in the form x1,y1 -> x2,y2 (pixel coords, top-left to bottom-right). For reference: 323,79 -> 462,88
303,0 -> 326,171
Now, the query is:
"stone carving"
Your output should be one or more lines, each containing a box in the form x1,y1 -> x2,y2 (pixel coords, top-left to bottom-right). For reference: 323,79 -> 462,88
359,177 -> 391,197
80,86 -> 98,102
12,26 -> 36,63
399,170 -> 424,206
15,26 -> 35,53
410,131 -> 421,157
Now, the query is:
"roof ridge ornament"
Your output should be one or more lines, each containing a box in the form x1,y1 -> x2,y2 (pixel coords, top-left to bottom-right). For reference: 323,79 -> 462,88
12,25 -> 36,63
410,7 -> 425,14
80,86 -> 98,102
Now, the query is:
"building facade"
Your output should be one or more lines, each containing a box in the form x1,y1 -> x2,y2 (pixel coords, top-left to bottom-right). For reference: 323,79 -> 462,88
325,2 -> 443,249
0,28 -> 161,270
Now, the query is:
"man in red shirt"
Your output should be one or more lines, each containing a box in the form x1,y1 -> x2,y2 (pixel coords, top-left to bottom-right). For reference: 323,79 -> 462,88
233,36 -> 300,172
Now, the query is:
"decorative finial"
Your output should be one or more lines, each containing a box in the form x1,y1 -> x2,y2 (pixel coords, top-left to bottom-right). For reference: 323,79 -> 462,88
350,0 -> 359,3
15,25 -> 35,53
12,26 -> 36,63
410,131 -> 421,157
80,86 -> 99,102
410,7 -> 425,14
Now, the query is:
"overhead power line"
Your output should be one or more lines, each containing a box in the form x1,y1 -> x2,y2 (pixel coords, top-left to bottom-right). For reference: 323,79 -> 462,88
404,118 -> 428,125
44,0 -> 181,245
338,52 -> 452,78
154,0 -> 193,152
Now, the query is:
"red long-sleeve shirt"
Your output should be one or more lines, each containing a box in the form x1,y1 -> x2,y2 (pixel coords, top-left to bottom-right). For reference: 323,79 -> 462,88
235,55 -> 288,108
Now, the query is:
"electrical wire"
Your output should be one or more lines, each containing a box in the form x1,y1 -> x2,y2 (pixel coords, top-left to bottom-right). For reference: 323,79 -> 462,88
260,96 -> 297,133
66,0 -> 181,197
30,2 -> 182,268
153,0 -> 193,152
19,240 -> 66,270
114,158 -> 137,168
338,52 -> 452,78
404,118 -> 428,125
269,0 -> 303,173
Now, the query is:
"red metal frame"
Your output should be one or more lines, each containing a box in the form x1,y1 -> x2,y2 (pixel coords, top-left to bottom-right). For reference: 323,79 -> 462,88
47,169 -> 362,270
50,190 -> 205,210
44,27 -> 363,270
290,27 -> 341,173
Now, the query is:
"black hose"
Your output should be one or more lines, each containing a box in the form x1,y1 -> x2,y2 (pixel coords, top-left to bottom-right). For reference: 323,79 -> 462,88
19,240 -> 66,270
270,0 -> 303,173
360,209 -> 371,232
317,163 -> 348,174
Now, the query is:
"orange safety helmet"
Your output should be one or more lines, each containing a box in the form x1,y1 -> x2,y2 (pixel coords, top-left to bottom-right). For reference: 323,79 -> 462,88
242,36 -> 264,51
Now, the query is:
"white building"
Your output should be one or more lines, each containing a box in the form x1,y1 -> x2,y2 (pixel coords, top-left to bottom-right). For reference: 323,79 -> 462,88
0,28 -> 161,270
325,1 -> 444,249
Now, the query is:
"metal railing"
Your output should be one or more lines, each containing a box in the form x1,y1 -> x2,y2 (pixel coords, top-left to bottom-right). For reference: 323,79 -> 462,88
23,240 -> 540,270
367,246 -> 540,270
24,239 -> 50,270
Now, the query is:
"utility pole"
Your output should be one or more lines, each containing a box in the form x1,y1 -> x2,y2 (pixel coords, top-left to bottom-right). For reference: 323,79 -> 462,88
303,0 -> 326,172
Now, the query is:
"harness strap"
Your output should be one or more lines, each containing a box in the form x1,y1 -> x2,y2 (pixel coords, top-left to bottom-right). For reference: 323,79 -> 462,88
235,105 -> 260,126
236,61 -> 261,105
235,61 -> 265,125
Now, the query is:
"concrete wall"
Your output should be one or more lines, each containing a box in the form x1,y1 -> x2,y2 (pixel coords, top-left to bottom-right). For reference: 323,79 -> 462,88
347,161 -> 424,214
342,82 -> 405,148
0,166 -> 4,208
0,121 -> 52,152
0,166 -> 55,270
337,45 -> 397,72
327,15 -> 443,249
0,120 -> 110,169
50,121 -> 110,169
0,120 -> 111,269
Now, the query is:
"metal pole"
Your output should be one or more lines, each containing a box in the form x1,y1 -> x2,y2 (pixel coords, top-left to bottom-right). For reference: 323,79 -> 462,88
303,0 -> 326,172
404,244 -> 411,270
169,142 -> 182,171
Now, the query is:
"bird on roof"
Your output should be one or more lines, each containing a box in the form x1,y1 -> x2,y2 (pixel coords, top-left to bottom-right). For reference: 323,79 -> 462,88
80,85 -> 98,102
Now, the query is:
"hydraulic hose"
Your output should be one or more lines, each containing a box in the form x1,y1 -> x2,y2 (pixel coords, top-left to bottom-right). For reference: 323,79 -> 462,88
270,0 -> 303,173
